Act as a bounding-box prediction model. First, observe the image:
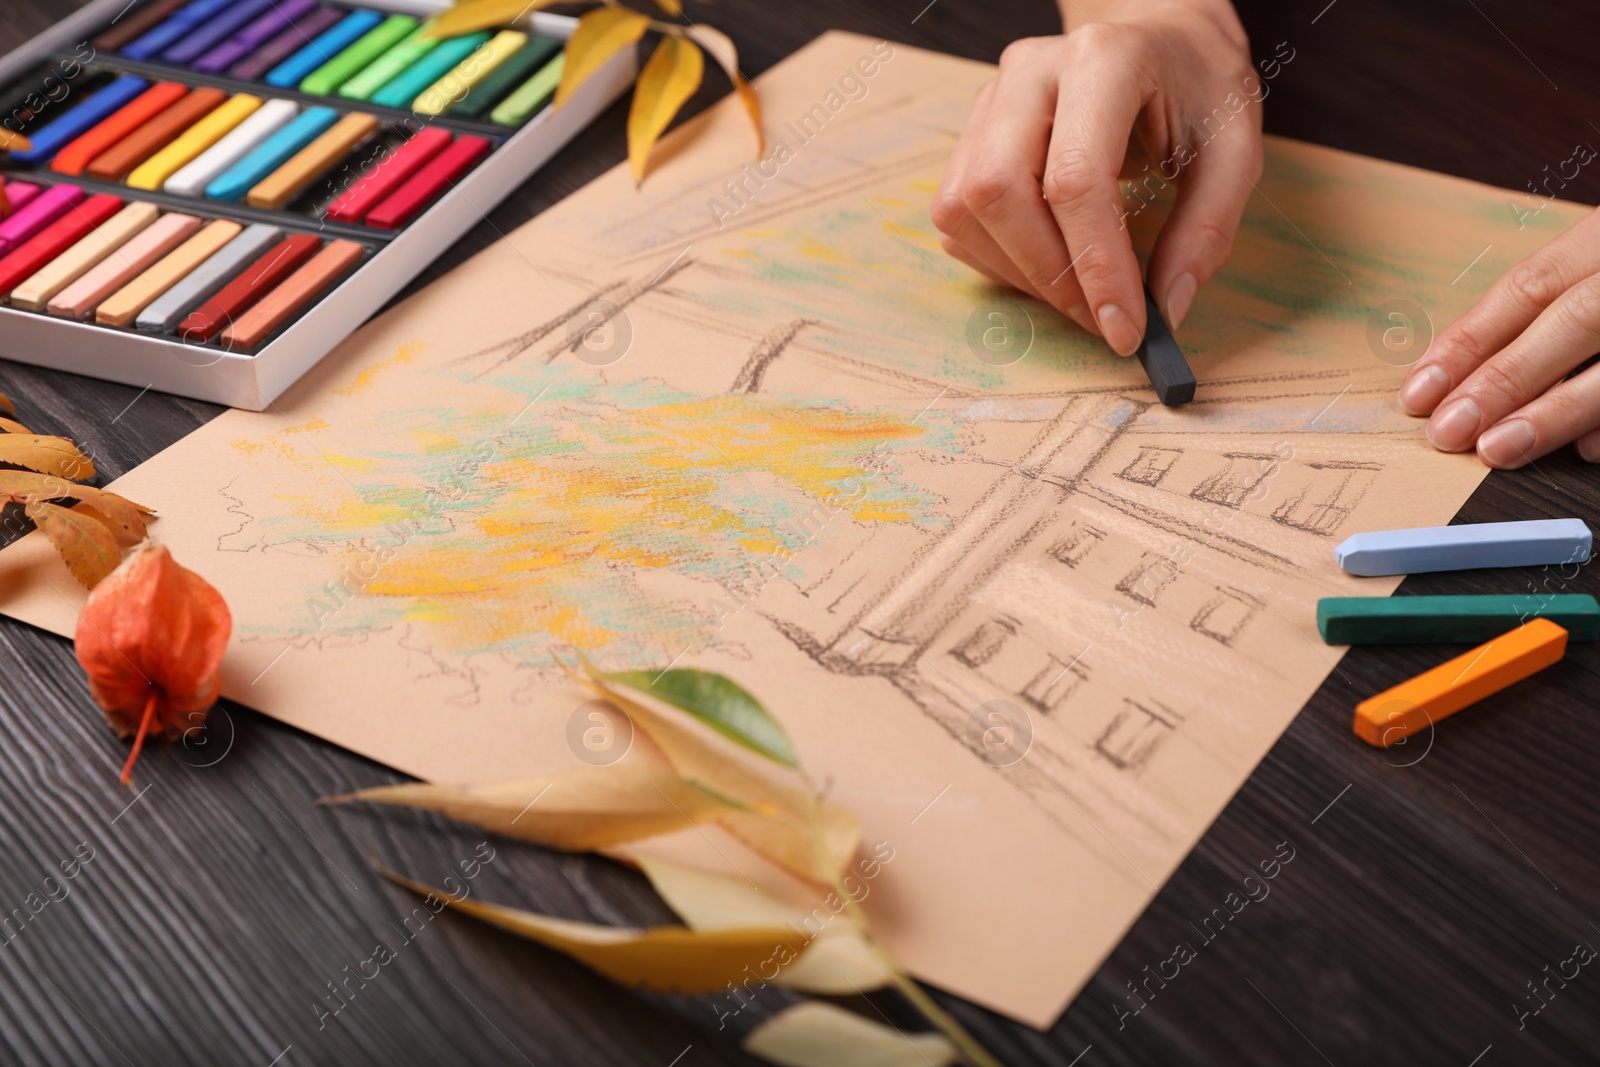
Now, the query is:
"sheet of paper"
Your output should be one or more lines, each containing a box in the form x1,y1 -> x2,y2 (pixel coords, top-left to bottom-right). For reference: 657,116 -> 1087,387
0,32 -> 1584,1028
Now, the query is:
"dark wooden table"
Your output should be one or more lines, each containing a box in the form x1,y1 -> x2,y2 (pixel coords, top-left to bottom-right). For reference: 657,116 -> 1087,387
2,1 -> 1599,1064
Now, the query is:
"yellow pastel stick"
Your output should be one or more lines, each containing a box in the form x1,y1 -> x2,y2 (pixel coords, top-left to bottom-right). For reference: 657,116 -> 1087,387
411,29 -> 527,116
126,94 -> 262,191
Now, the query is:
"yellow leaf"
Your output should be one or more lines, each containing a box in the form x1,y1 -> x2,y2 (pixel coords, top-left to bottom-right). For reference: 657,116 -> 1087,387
650,0 -> 682,14
634,856 -> 894,994
0,131 -> 29,154
0,471 -> 151,546
329,764 -> 740,850
0,416 -> 31,434
26,500 -> 122,588
555,8 -> 651,109
685,25 -> 764,155
582,675 -> 861,883
745,1003 -> 959,1067
382,869 -> 809,994
0,391 -> 13,415
628,36 -> 703,184
0,435 -> 94,479
421,0 -> 562,40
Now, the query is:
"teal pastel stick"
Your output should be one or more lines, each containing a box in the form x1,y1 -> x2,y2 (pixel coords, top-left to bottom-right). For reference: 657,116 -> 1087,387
264,9 -> 384,89
205,106 -> 339,201
370,32 -> 491,109
1317,594 -> 1600,645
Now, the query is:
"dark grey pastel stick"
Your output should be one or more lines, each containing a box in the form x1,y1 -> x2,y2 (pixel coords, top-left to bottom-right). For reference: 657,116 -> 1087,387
1135,284 -> 1196,406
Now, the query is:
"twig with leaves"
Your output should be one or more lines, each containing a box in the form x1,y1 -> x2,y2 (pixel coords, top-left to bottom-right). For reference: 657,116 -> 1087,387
430,0 -> 763,183
332,661 -> 1003,1067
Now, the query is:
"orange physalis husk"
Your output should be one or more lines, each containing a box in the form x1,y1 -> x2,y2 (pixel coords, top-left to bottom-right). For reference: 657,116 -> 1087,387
74,543 -> 232,786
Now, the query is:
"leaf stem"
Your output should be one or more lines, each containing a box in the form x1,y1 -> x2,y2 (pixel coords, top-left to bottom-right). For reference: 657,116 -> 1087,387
120,689 -> 158,787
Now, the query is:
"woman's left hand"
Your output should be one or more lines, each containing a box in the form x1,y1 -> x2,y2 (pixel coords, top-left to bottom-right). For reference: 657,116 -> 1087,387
1400,207 -> 1600,468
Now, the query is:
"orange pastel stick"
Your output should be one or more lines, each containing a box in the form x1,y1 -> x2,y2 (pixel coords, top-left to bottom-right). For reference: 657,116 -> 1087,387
50,82 -> 190,176
1353,618 -> 1568,747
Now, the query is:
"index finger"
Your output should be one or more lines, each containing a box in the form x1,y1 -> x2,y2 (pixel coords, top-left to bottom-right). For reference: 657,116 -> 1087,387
1043,39 -> 1150,355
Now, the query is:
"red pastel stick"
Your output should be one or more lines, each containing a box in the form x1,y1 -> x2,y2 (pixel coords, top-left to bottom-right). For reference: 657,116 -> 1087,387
323,126 -> 452,225
178,232 -> 321,342
364,135 -> 491,231
0,193 -> 123,296
50,82 -> 190,177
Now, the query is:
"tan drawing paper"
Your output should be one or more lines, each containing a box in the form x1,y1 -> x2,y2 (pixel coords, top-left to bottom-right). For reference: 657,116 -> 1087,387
0,32 -> 1584,1028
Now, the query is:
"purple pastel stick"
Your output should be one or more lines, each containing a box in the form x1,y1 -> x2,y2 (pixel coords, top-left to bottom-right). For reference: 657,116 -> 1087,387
0,184 -> 86,257
162,0 -> 277,66
192,0 -> 316,74
227,6 -> 342,81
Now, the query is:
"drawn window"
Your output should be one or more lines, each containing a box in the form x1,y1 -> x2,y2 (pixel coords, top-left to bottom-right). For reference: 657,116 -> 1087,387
1096,699 -> 1179,770
1190,452 -> 1279,509
1191,587 -> 1264,646
1021,654 -> 1088,713
950,616 -> 1017,669
1047,522 -> 1105,568
1273,462 -> 1382,537
1118,446 -> 1181,487
1116,551 -> 1180,607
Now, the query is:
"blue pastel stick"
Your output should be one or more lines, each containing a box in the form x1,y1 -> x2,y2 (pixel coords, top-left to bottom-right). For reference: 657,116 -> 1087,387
160,0 -> 275,66
370,31 -> 492,109
1334,518 -> 1593,577
203,106 -> 338,200
121,0 -> 236,60
9,75 -> 150,165
263,10 -> 385,89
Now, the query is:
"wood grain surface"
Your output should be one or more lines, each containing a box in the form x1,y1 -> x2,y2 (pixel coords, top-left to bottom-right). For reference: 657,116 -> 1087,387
2,1 -> 1599,1064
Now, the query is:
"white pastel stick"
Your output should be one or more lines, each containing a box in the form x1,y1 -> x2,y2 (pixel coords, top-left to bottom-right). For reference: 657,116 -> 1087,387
162,99 -> 300,198
135,222 -> 283,332
1334,518 -> 1593,576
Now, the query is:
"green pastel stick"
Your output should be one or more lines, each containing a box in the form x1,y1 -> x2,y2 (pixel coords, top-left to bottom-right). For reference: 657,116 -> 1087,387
371,31 -> 491,109
450,36 -> 562,118
300,15 -> 420,97
489,53 -> 565,127
1317,594 -> 1600,645
338,21 -> 442,102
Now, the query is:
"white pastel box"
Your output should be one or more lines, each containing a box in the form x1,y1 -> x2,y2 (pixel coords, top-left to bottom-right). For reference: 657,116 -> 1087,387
0,0 -> 635,410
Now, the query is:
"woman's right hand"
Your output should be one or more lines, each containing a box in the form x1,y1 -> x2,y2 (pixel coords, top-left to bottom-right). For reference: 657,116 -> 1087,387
931,0 -> 1266,355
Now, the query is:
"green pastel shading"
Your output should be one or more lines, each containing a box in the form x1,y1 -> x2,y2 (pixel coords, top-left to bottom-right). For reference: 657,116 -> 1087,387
452,37 -> 561,119
301,14 -> 419,96
337,21 -> 442,102
489,53 -> 565,127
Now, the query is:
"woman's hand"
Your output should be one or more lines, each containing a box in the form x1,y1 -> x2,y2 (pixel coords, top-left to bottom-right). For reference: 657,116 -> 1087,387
931,0 -> 1262,355
1400,208 -> 1600,468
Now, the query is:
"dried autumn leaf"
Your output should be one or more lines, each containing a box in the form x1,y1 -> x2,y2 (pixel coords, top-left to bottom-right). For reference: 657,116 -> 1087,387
603,666 -> 796,767
422,0 -> 561,40
27,501 -> 121,589
382,869 -> 809,994
554,8 -> 651,109
328,764 -> 742,850
649,0 -> 682,15
745,1003 -> 959,1067
0,416 -> 32,434
627,35 -> 704,184
0,470 -> 151,546
0,131 -> 28,154
0,434 -> 94,479
634,856 -> 894,993
0,391 -> 14,415
581,671 -> 860,883
75,544 -> 232,784
685,25 -> 764,155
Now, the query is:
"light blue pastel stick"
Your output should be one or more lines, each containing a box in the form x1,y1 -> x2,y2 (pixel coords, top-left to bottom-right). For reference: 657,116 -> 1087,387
263,9 -> 384,88
370,31 -> 491,109
9,75 -> 150,165
136,222 -> 282,332
204,106 -> 338,201
1334,518 -> 1593,577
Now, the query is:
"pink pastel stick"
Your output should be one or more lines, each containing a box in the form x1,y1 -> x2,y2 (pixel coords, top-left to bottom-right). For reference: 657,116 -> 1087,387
0,181 -> 44,220
0,184 -> 87,257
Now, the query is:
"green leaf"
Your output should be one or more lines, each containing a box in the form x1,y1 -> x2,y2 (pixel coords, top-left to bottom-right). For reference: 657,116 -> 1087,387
602,668 -> 798,767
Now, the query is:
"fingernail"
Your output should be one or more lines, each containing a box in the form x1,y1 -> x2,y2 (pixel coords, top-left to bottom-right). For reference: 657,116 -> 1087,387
1165,273 -> 1198,329
1426,396 -> 1483,452
1477,418 -> 1536,468
1398,365 -> 1451,415
1096,303 -> 1140,356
